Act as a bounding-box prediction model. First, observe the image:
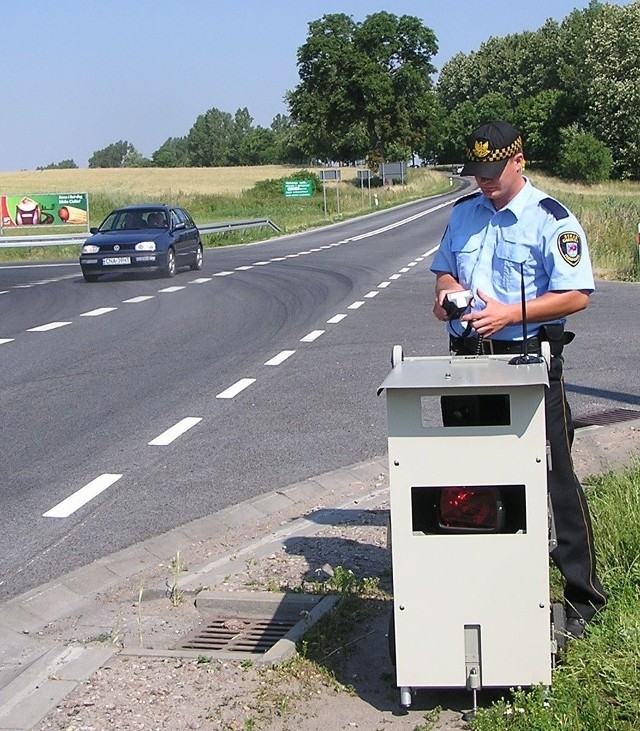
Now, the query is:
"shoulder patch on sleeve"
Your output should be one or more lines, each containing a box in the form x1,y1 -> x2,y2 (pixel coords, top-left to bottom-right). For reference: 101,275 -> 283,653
453,191 -> 482,207
557,231 -> 582,267
539,197 -> 569,220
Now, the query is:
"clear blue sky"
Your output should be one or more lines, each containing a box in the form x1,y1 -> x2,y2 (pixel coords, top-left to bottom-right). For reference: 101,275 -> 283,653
0,0 -> 632,171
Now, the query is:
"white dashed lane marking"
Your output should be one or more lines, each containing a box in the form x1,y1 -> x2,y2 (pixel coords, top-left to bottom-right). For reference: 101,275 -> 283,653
300,330 -> 324,343
27,322 -> 72,332
123,295 -> 155,303
0,338 -> 14,345
43,473 -> 123,518
327,314 -> 347,324
158,286 -> 185,293
265,350 -> 296,366
348,301 -> 365,309
80,307 -> 117,317
364,291 -> 379,298
148,417 -> 203,446
216,378 -> 256,399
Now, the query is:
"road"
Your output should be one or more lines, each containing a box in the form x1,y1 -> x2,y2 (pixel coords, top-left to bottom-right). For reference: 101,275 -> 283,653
1,187 -> 639,601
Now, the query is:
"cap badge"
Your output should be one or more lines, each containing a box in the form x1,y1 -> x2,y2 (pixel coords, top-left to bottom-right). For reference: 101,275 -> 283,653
473,140 -> 490,159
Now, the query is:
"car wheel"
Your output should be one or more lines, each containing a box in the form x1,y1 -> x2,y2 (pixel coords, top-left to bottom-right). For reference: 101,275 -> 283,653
164,247 -> 176,277
190,244 -> 203,271
83,271 -> 99,283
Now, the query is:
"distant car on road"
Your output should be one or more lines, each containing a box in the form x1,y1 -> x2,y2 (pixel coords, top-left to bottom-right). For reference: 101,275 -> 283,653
79,204 -> 203,282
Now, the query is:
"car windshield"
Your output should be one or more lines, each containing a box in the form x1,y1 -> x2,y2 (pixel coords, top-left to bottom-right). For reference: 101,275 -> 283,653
99,210 -> 168,231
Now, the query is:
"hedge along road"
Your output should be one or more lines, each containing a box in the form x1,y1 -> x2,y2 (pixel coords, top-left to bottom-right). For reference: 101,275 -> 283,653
0,187 -> 638,602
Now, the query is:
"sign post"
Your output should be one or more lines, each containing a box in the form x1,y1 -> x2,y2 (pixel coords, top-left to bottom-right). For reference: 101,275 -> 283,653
320,169 -> 341,216
357,169 -> 373,208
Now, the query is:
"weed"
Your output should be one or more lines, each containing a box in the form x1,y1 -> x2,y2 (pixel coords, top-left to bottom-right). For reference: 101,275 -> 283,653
166,550 -> 186,606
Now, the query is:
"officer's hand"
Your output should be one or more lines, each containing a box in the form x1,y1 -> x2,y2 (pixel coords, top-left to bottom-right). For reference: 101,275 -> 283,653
461,290 -> 517,337
433,288 -> 461,321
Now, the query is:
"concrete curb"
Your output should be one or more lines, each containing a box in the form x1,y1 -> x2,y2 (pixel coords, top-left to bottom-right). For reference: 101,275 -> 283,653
0,457 -> 388,730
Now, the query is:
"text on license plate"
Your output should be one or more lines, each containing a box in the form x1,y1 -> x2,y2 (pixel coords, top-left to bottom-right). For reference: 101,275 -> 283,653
103,256 -> 131,266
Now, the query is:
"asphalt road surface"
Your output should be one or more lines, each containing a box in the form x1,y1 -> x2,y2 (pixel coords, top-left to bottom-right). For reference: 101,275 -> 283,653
1,188 -> 638,601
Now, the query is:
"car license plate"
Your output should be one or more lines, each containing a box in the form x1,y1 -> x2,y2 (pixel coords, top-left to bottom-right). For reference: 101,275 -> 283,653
103,256 -> 131,266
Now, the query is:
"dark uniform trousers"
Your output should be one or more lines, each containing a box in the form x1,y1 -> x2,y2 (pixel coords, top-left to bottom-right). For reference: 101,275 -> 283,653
546,355 -> 607,622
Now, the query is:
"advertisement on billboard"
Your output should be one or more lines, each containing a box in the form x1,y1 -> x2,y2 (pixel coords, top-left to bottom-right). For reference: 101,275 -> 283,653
1,192 -> 89,230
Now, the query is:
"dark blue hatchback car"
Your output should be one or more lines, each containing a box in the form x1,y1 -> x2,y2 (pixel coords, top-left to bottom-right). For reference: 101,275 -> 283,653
79,204 -> 203,282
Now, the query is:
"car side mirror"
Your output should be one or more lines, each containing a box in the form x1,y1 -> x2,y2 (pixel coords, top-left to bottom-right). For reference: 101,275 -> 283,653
90,227 -> 99,234
173,221 -> 186,231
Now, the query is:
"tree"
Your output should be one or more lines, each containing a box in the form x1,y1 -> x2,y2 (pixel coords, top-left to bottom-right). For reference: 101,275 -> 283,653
583,2 -> 640,178
123,149 -> 153,167
88,140 -> 136,168
514,90 -> 571,164
187,107 -> 254,166
239,127 -> 277,165
37,159 -> 78,170
287,12 -> 439,163
555,123 -> 612,183
152,137 -> 189,167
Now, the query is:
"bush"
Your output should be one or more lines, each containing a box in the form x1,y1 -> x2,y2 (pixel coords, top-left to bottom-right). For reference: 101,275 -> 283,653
555,124 -> 613,184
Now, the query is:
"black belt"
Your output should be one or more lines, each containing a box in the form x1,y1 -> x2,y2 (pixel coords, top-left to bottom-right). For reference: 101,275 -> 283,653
450,336 -> 541,356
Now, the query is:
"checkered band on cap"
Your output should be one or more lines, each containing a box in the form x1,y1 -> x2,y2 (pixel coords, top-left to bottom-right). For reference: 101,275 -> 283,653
466,135 -> 522,163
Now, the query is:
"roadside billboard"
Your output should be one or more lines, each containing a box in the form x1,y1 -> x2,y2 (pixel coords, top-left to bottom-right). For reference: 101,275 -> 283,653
1,192 -> 89,231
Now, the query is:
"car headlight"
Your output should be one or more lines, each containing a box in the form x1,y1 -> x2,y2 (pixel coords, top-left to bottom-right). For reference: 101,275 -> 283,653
135,241 -> 156,251
81,244 -> 100,254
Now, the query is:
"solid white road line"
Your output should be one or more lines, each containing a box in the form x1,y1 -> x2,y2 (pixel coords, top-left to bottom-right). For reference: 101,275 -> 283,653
148,417 -> 203,446
27,322 -> 72,332
300,330 -> 324,343
43,474 -> 122,518
265,350 -> 296,366
216,378 -> 256,399
80,307 -> 117,317
327,314 -> 347,324
123,295 -> 155,303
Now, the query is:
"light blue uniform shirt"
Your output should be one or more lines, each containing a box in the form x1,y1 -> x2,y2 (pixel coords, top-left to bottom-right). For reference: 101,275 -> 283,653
431,178 -> 595,340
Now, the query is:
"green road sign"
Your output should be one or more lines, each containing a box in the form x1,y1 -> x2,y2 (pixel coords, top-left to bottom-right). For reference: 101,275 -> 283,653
283,179 -> 314,198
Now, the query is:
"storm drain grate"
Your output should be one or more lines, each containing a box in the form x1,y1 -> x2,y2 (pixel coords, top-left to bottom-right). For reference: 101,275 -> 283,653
574,408 -> 640,429
180,616 -> 297,654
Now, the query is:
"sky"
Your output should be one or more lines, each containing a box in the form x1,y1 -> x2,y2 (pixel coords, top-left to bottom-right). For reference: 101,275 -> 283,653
0,0 -> 633,172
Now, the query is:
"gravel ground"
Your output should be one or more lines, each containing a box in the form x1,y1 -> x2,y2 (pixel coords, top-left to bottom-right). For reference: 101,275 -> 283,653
29,422 -> 640,731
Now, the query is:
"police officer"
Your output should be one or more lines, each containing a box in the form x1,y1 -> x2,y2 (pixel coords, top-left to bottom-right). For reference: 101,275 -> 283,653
431,120 -> 606,638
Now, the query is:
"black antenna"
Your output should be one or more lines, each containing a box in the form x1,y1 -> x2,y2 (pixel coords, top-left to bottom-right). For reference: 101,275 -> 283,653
509,262 -> 543,365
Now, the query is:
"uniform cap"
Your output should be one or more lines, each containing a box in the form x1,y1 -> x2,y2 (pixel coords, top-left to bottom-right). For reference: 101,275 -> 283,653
460,121 -> 522,178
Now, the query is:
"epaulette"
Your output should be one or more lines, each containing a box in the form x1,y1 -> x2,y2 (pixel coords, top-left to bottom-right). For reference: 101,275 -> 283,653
453,191 -> 482,207
539,197 -> 569,220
